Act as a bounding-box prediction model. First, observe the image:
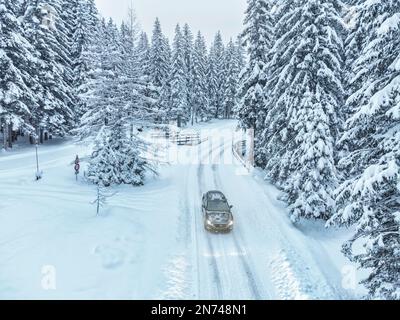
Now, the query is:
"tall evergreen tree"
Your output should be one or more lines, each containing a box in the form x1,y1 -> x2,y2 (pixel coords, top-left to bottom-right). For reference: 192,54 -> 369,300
72,0 -> 99,118
261,0 -> 345,221
78,18 -> 122,138
235,36 -> 246,78
236,0 -> 273,137
149,18 -> 171,121
223,39 -> 241,119
136,32 -> 158,121
23,0 -> 74,137
149,18 -> 170,89
80,18 -> 156,187
60,0 -> 77,84
329,0 -> 400,299
208,31 -> 225,118
0,0 -> 38,148
167,24 -> 188,126
182,23 -> 196,124
191,31 -> 209,123
137,32 -> 151,77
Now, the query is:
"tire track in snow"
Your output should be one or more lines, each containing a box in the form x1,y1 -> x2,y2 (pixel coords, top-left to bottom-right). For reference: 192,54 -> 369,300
227,148 -> 343,299
196,144 -> 223,299
183,160 -> 201,299
161,172 -> 193,299
211,144 -> 263,300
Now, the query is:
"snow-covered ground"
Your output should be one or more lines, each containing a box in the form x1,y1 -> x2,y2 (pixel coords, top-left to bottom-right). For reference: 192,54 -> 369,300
0,120 -> 366,299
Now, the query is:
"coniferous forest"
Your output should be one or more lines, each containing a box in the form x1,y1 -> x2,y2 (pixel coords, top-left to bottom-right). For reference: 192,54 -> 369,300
0,0 -> 399,300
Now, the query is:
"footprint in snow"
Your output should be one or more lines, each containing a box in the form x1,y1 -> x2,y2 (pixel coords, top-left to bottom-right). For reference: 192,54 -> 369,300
94,245 -> 126,269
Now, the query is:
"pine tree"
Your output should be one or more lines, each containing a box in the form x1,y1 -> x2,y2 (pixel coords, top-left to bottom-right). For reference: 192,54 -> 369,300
236,0 -> 273,136
137,32 -> 151,78
82,18 -> 156,187
120,22 -> 156,135
50,0 -> 75,126
182,23 -> 196,124
149,18 -> 171,122
23,0 -> 74,137
208,31 -> 225,118
60,0 -> 76,86
78,18 -> 149,139
191,31 -> 209,123
235,36 -> 246,78
261,0 -> 345,221
167,24 -> 188,126
149,18 -> 170,89
136,32 -> 158,122
329,0 -> 400,299
87,123 -> 153,187
0,0 -> 38,148
223,39 -> 241,119
72,0 -> 99,118
78,18 -> 123,138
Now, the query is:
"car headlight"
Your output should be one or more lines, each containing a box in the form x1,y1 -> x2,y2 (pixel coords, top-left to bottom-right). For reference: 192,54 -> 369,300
206,220 -> 214,226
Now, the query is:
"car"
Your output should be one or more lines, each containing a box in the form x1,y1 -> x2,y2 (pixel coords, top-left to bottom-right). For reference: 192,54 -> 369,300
202,191 -> 234,233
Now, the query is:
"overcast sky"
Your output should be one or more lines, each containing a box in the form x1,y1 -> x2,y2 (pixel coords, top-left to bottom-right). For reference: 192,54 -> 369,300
95,0 -> 247,45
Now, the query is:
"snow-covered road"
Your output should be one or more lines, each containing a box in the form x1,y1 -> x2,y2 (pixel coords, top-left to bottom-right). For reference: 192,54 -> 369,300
177,121 -> 352,300
0,120 -> 362,299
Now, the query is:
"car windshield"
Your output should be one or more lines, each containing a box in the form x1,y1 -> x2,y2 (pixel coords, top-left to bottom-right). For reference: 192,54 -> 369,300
207,200 -> 230,212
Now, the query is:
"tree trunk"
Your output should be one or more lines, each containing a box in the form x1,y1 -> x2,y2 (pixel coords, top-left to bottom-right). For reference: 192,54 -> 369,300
2,120 -> 7,150
8,123 -> 12,149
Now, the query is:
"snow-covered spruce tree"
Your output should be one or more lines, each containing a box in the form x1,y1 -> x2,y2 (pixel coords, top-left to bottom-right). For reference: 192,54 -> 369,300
23,0 -> 74,137
49,0 -> 75,125
182,23 -> 196,124
223,39 -> 241,119
149,18 -> 170,89
71,0 -> 99,118
0,0 -> 38,149
81,19 -> 156,187
261,0 -> 345,221
87,122 -> 154,187
149,18 -> 171,121
59,0 -> 76,83
120,22 -> 157,136
234,36 -> 246,80
137,32 -> 151,78
191,31 -> 210,123
236,0 -> 274,154
166,24 -> 189,126
136,32 -> 158,122
79,18 -> 149,138
78,18 -> 124,138
329,0 -> 400,300
208,32 -> 225,119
